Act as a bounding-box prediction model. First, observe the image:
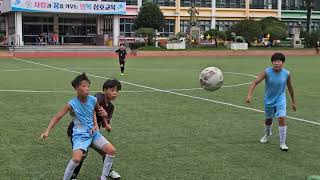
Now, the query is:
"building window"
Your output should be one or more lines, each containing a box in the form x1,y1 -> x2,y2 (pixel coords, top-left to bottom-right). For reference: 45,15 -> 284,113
120,18 -> 135,37
102,0 -> 138,5
216,0 -> 245,8
281,0 -> 304,10
315,1 -> 320,11
250,0 -> 277,9
283,20 -> 320,36
181,0 -> 211,7
180,20 -> 211,34
159,19 -> 175,37
216,20 -> 238,31
142,0 -> 175,6
198,20 -> 211,33
180,20 -> 189,33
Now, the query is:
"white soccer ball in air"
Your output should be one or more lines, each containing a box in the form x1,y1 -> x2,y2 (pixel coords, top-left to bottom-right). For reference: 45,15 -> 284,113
199,67 -> 224,91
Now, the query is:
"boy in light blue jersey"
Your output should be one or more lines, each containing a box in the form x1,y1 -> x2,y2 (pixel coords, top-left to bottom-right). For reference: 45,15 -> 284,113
246,53 -> 296,151
40,73 -> 116,180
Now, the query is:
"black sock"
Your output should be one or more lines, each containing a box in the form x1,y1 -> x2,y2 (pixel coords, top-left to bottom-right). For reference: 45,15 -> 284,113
121,67 -> 124,73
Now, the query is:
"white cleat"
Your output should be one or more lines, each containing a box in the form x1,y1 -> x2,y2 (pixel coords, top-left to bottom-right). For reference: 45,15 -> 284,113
120,73 -> 124,76
259,135 -> 269,143
280,144 -> 289,151
109,170 -> 121,179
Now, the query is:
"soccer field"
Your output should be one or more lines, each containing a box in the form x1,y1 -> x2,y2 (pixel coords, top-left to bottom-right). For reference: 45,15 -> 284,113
0,56 -> 319,180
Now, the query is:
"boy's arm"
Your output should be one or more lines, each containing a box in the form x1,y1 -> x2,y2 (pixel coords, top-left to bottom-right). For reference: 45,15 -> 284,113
95,102 -> 112,132
246,71 -> 266,103
115,49 -> 119,53
93,103 -> 100,127
95,102 -> 111,131
40,104 -> 70,140
90,111 -> 99,134
287,74 -> 297,112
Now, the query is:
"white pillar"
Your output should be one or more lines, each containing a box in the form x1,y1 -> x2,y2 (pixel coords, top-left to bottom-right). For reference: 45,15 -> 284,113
96,15 -> 104,35
5,14 -> 8,37
211,0 -> 216,29
113,15 -> 120,46
278,0 -> 282,19
138,0 -> 142,10
15,12 -> 23,46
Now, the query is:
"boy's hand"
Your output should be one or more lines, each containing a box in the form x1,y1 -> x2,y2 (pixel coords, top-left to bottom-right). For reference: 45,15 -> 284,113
245,95 -> 252,103
292,103 -> 297,112
40,131 -> 49,140
105,123 -> 112,133
90,125 -> 99,135
97,107 -> 108,117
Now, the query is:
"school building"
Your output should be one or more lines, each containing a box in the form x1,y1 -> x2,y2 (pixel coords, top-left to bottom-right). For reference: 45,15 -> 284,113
0,0 -> 319,46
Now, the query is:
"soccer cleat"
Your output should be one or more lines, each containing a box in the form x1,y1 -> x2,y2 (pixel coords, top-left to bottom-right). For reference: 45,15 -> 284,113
109,169 -> 121,179
280,144 -> 288,151
259,135 -> 269,143
120,73 -> 124,76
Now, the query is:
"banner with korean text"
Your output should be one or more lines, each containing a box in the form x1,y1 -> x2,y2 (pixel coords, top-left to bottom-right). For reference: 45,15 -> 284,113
3,0 -> 126,14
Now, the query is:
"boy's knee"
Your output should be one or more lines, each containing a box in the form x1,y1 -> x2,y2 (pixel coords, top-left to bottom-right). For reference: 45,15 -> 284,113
72,156 -> 82,163
72,150 -> 85,163
265,119 -> 273,125
278,117 -> 286,126
104,144 -> 116,156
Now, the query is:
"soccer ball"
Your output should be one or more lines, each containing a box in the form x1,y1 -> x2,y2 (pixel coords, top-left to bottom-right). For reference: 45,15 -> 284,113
199,67 -> 224,91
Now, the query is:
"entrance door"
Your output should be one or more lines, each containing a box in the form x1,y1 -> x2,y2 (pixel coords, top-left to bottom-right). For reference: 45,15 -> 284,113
58,14 -> 97,45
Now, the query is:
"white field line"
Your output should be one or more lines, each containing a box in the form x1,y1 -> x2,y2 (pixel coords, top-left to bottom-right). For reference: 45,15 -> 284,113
0,67 -> 258,78
0,82 -> 251,93
10,58 -> 320,126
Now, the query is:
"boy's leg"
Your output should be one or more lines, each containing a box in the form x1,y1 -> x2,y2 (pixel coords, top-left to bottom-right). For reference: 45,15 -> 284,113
260,106 -> 275,143
63,150 -> 83,180
70,152 -> 88,180
265,119 -> 273,136
120,64 -> 124,74
92,132 -> 116,180
120,63 -> 125,75
276,103 -> 288,151
67,133 -> 93,179
278,117 -> 287,150
92,146 -> 121,179
119,58 -> 125,75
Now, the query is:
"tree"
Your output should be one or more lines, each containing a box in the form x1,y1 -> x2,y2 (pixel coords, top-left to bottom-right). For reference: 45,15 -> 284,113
305,0 -> 314,34
260,17 -> 286,31
134,2 -> 164,30
135,28 -> 155,45
203,29 -> 226,47
228,19 -> 262,44
265,26 -> 288,40
304,29 -> 320,48
260,17 -> 288,40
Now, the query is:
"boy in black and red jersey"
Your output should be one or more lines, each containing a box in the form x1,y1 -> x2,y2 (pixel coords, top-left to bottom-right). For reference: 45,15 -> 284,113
67,79 -> 122,180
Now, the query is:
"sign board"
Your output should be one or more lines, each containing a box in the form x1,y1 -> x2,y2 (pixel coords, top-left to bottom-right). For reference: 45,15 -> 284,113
2,0 -> 126,14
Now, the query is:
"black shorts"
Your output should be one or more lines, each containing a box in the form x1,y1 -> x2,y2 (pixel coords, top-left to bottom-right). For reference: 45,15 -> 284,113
119,58 -> 125,65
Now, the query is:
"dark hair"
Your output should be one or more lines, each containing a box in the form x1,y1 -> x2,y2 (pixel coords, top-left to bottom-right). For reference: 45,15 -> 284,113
103,79 -> 121,91
71,73 -> 90,88
271,52 -> 285,62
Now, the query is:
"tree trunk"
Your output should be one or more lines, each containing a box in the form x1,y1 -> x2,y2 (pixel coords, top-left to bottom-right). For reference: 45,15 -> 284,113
306,7 -> 312,34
